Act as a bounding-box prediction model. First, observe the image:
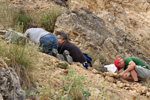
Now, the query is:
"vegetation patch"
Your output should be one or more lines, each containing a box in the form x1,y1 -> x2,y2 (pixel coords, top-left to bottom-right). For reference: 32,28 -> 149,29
57,62 -> 68,69
0,1 -> 61,33
0,41 -> 38,88
38,8 -> 61,32
13,9 -> 32,32
36,68 -> 91,100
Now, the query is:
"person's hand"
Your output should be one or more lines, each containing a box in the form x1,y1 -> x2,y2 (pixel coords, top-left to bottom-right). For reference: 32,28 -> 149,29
118,72 -> 125,77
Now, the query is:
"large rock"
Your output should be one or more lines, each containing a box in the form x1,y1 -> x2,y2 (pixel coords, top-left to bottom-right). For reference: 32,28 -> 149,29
4,30 -> 28,45
54,8 -> 113,63
54,8 -> 150,65
0,58 -> 26,100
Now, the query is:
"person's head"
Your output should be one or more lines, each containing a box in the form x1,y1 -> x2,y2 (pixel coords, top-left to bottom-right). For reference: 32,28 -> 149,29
28,24 -> 37,28
114,58 -> 124,71
56,32 -> 68,45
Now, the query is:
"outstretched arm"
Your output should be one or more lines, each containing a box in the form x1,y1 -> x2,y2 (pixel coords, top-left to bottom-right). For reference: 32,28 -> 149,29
119,61 -> 136,77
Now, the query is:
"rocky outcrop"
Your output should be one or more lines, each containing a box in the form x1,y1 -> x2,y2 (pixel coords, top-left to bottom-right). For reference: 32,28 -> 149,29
48,0 -> 67,7
54,8 -> 113,63
0,58 -> 26,100
54,8 -> 150,65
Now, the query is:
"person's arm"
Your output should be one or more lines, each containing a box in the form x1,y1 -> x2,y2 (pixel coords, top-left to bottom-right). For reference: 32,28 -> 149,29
24,30 -> 30,38
119,61 -> 136,77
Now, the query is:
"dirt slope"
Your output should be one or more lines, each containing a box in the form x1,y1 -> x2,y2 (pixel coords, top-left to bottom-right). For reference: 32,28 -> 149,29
34,53 -> 150,100
2,0 -> 150,100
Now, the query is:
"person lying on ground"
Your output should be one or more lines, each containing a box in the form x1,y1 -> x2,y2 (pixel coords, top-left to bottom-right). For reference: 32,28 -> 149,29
114,57 -> 150,82
24,25 -> 58,55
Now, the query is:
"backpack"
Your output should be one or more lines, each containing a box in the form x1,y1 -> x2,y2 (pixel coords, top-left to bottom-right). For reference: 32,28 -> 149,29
83,53 -> 92,66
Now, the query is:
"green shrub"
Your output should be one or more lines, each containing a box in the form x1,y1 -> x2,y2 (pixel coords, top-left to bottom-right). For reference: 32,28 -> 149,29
13,9 -> 32,32
37,68 -> 91,100
39,8 -> 61,32
99,54 -> 105,64
0,1 -> 61,33
22,87 -> 37,99
57,62 -> 68,69
14,22 -> 24,33
0,41 -> 38,88
0,2 -> 32,33
37,84 -> 54,100
62,68 -> 91,100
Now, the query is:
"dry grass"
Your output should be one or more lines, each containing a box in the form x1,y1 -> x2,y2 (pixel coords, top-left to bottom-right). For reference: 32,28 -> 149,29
0,41 -> 39,88
28,7 -> 61,32
0,1 -> 16,28
36,68 -> 91,100
0,1 -> 61,33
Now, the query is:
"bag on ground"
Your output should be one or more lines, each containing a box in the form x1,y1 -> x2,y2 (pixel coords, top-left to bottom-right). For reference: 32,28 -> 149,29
83,53 -> 92,66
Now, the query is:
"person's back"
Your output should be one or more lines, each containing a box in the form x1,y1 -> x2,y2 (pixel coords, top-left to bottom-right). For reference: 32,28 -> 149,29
24,28 -> 49,44
58,41 -> 86,63
24,27 -> 58,55
56,32 -> 88,69
124,57 -> 150,70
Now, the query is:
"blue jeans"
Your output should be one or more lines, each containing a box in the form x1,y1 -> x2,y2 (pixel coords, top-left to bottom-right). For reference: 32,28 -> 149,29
40,34 -> 58,55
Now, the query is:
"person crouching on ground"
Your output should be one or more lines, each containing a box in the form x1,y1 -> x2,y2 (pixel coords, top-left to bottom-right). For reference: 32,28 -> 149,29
56,32 -> 88,69
24,25 -> 58,55
114,57 -> 150,82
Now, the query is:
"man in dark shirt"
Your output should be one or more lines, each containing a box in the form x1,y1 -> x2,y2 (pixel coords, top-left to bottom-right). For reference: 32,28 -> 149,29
56,32 -> 88,69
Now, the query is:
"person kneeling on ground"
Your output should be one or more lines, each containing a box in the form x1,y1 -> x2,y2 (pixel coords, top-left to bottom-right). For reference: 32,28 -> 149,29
114,57 -> 150,83
24,25 -> 58,55
56,32 -> 88,69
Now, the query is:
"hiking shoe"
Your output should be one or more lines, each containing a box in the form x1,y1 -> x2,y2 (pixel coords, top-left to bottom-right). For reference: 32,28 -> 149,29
63,50 -> 73,64
52,49 -> 64,61
134,80 -> 141,83
57,54 -> 65,61
52,49 -> 58,57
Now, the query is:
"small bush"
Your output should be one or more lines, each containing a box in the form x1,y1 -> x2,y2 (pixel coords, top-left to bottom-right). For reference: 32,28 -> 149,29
13,9 -> 32,32
39,8 -> 61,32
62,68 -> 91,100
99,54 -> 106,64
37,68 -> 91,100
37,84 -> 54,100
0,1 -> 61,33
0,2 -> 32,33
22,87 -> 37,99
0,41 -> 38,88
14,22 -> 24,33
57,62 -> 68,69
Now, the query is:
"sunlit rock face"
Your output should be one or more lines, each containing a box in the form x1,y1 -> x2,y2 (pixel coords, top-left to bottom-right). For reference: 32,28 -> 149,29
55,6 -> 150,64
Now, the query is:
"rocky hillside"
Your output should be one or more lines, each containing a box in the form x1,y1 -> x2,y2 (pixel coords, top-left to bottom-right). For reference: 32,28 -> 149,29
62,0 -> 150,65
2,0 -> 150,64
1,0 -> 150,100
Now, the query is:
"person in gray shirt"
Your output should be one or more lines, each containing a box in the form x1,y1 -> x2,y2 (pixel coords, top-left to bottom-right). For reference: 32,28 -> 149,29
24,26 -> 58,55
